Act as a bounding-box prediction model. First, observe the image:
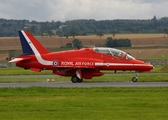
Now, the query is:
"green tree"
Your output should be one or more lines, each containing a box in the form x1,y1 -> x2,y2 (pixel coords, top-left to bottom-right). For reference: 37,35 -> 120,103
105,37 -> 131,47
69,29 -> 78,38
41,31 -> 44,37
66,43 -> 72,48
105,37 -> 115,47
164,28 -> 168,37
152,15 -> 158,30
110,30 -> 116,37
48,30 -> 54,37
56,30 -> 62,37
72,39 -> 83,48
96,30 -> 104,39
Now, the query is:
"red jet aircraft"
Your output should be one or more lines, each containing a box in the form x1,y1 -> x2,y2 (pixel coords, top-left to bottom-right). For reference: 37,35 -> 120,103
9,31 -> 154,83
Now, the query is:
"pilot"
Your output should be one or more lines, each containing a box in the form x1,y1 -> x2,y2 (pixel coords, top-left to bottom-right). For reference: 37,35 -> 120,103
118,52 -> 124,58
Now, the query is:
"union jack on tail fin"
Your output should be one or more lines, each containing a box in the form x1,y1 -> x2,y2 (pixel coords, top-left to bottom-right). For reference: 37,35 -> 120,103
18,31 -> 49,55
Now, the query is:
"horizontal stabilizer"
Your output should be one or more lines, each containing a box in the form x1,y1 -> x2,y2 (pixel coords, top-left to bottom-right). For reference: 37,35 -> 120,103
9,57 -> 32,63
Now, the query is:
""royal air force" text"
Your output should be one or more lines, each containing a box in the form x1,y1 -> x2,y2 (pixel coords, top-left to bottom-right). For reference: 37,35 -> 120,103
61,61 -> 94,66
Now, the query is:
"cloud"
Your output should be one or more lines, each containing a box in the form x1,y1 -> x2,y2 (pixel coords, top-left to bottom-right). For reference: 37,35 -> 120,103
0,0 -> 167,21
137,0 -> 168,4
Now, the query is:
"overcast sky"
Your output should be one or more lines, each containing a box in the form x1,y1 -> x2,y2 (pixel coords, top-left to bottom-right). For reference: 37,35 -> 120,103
0,0 -> 167,22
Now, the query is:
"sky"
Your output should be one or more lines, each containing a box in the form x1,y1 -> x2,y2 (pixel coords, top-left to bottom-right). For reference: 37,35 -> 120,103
0,0 -> 167,22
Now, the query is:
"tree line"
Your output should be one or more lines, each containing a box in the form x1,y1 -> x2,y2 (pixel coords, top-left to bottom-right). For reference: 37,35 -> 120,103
64,37 -> 131,48
0,16 -> 168,37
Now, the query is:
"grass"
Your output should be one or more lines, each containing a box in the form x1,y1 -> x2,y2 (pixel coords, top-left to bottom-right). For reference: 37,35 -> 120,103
146,54 -> 168,59
0,68 -> 52,75
90,74 -> 168,82
0,87 -> 167,120
0,73 -> 168,83
0,66 -> 168,83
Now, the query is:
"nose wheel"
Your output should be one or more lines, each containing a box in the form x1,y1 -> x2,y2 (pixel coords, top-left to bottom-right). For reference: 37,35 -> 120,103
132,72 -> 139,82
132,77 -> 138,82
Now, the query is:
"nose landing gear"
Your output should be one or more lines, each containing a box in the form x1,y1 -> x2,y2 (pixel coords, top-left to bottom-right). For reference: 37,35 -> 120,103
132,72 -> 139,82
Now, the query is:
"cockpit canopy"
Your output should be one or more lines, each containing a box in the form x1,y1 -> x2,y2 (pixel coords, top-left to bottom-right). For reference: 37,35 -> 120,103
93,47 -> 135,60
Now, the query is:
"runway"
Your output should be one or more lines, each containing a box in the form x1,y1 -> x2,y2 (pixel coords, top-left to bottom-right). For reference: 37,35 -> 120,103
0,74 -> 168,88
0,82 -> 168,88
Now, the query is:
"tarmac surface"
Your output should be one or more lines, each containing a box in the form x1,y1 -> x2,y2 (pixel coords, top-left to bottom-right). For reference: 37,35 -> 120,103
0,74 -> 168,88
0,82 -> 168,88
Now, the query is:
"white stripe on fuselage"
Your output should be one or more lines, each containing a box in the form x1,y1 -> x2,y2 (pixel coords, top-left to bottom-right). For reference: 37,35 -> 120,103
95,62 -> 148,66
22,31 -> 53,65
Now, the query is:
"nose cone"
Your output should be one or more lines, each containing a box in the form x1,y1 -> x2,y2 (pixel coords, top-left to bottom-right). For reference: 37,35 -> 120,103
141,63 -> 154,72
146,63 -> 154,70
134,60 -> 154,72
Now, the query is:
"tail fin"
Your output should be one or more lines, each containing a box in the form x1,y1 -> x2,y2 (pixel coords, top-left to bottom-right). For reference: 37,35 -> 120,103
18,30 -> 49,55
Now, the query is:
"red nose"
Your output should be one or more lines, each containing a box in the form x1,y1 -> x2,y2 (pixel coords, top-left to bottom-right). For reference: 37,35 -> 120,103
139,62 -> 154,72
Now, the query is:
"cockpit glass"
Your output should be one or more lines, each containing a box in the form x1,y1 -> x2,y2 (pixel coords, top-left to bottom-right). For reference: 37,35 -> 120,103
126,54 -> 135,60
93,47 -> 135,60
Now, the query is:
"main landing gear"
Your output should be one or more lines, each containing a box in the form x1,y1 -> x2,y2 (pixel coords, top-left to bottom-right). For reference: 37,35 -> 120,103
132,72 -> 139,82
71,76 -> 83,83
71,69 -> 83,83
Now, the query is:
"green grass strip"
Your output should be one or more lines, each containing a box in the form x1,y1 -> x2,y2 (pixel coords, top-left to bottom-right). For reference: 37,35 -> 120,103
0,87 -> 167,120
0,74 -> 168,83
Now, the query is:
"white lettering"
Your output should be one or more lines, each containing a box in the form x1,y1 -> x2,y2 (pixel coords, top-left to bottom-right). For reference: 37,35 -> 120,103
75,62 -> 81,65
61,61 -> 74,66
81,62 -> 94,66
61,61 -> 95,66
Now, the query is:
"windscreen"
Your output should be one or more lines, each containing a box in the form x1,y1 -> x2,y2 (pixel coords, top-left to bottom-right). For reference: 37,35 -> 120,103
93,47 -> 135,60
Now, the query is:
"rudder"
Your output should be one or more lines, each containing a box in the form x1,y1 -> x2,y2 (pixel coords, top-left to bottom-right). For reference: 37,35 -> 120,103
18,31 -> 49,55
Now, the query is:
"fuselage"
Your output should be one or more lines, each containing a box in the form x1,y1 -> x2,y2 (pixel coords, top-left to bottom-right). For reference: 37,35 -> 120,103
16,47 -> 154,72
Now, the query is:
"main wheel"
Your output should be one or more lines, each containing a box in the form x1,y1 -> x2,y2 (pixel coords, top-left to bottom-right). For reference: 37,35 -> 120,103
77,78 -> 83,83
71,76 -> 78,83
132,77 -> 138,82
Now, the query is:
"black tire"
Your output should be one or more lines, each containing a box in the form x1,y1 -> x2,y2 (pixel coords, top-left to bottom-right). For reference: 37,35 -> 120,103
132,77 -> 137,82
71,76 -> 78,83
77,78 -> 83,83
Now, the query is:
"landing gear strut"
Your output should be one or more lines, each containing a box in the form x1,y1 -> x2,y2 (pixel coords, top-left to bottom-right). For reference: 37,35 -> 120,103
71,76 -> 83,83
71,69 -> 83,83
132,72 -> 139,82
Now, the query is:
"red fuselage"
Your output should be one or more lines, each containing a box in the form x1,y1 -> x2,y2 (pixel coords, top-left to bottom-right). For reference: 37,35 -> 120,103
16,48 -> 153,79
